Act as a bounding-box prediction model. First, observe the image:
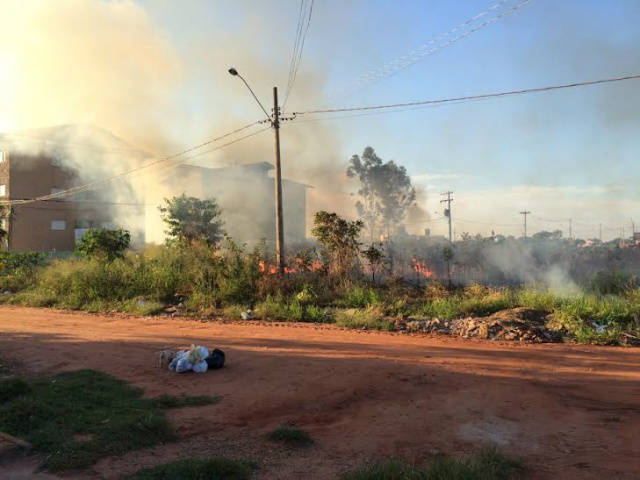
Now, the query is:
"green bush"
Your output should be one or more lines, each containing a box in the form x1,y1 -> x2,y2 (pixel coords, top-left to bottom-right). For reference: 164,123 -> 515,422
75,228 -> 130,261
339,284 -> 383,308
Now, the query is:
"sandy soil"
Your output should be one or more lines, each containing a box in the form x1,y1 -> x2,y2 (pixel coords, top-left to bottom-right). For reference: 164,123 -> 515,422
0,306 -> 639,480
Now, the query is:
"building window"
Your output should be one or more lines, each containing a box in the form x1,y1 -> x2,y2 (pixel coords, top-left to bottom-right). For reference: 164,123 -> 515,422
0,151 -> 5,163
0,185 -> 5,197
51,220 -> 66,231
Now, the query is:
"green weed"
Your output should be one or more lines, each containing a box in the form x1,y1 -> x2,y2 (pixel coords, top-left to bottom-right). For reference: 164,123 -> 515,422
266,424 -> 314,448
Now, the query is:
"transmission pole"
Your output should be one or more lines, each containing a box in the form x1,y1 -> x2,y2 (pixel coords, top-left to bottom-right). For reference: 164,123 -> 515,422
440,191 -> 453,244
520,211 -> 531,238
272,87 -> 285,274
569,218 -> 572,240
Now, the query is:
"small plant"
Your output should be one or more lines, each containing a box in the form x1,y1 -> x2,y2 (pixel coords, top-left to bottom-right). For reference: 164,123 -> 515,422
362,242 -> 386,283
267,424 -> 314,447
75,228 -> 131,261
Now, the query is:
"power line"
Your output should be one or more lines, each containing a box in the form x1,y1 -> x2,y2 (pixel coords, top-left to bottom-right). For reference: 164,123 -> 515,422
455,218 -> 520,227
283,0 -> 315,110
284,0 -> 307,106
296,73 -> 640,116
0,122 -> 268,207
325,0 -> 533,103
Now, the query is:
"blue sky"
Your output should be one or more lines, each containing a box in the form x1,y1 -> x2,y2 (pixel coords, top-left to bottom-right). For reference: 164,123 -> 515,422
132,0 -> 640,239
3,0 -> 639,240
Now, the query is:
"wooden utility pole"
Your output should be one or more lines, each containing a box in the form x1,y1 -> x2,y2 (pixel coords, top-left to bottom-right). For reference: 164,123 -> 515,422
440,191 -> 453,244
272,87 -> 285,274
520,211 -> 531,238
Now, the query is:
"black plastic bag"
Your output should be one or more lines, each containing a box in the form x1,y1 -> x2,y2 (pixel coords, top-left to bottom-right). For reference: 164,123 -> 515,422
205,349 -> 225,369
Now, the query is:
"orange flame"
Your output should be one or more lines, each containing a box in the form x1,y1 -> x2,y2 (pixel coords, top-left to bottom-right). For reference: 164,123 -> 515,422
412,258 -> 434,278
309,260 -> 323,272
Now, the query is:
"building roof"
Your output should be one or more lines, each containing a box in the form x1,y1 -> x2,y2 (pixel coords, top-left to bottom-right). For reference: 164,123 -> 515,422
178,161 -> 312,188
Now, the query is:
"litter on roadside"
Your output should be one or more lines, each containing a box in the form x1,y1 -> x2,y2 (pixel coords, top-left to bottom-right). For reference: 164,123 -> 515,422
165,344 -> 225,373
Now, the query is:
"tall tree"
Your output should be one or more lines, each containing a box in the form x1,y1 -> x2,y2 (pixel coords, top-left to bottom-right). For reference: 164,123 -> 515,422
159,194 -> 225,247
346,146 -> 416,239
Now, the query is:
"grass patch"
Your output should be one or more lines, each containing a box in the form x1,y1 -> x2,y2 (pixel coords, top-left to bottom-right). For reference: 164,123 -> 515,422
334,307 -> 394,331
266,424 -> 314,448
341,446 -> 522,480
152,394 -> 219,409
126,456 -> 255,480
0,369 -> 218,472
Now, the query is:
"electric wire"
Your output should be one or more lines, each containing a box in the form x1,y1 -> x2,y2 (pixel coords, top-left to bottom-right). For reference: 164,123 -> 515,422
0,122 -> 268,207
283,0 -> 315,110
296,73 -> 640,117
325,0 -> 532,104
284,0 -> 307,103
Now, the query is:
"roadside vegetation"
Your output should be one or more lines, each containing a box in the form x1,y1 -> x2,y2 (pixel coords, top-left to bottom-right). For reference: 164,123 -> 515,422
0,192 -> 639,345
0,369 -> 218,472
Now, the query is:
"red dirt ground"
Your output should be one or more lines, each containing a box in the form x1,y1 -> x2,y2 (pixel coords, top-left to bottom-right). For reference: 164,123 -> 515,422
1,306 -> 639,479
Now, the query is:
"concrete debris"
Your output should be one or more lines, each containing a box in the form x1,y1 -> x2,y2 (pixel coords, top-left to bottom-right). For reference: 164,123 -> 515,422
403,308 -> 561,343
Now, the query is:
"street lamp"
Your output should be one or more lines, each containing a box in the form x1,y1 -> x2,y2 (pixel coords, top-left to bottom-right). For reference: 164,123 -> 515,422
228,67 -> 285,275
228,67 -> 271,122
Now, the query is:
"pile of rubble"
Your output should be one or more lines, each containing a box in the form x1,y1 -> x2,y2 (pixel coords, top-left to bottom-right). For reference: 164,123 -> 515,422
403,308 -> 561,343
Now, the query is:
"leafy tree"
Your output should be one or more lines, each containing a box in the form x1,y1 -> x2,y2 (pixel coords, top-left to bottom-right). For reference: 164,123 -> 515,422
159,195 -> 225,247
347,146 -> 416,239
75,228 -> 130,261
532,230 -> 563,240
361,242 -> 385,283
311,211 -> 364,277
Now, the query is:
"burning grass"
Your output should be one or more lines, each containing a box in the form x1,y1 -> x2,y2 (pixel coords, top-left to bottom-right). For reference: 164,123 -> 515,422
0,242 -> 639,345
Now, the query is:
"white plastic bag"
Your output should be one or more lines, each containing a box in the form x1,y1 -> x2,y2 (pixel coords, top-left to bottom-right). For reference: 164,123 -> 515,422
192,361 -> 208,373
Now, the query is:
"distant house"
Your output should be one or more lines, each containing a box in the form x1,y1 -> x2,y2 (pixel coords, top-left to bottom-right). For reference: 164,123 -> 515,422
0,125 -> 147,252
168,162 -> 309,244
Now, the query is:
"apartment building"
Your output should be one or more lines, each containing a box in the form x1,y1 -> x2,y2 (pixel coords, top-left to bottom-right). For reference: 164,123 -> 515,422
0,125 -> 147,252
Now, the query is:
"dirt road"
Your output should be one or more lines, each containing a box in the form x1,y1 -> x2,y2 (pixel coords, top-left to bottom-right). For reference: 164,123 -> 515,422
1,306 -> 639,479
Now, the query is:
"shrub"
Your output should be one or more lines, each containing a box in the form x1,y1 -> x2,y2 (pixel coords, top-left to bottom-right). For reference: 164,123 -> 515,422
75,228 -> 131,261
340,284 -> 382,308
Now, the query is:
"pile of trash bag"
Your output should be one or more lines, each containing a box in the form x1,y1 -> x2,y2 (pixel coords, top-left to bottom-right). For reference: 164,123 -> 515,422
168,344 -> 225,373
